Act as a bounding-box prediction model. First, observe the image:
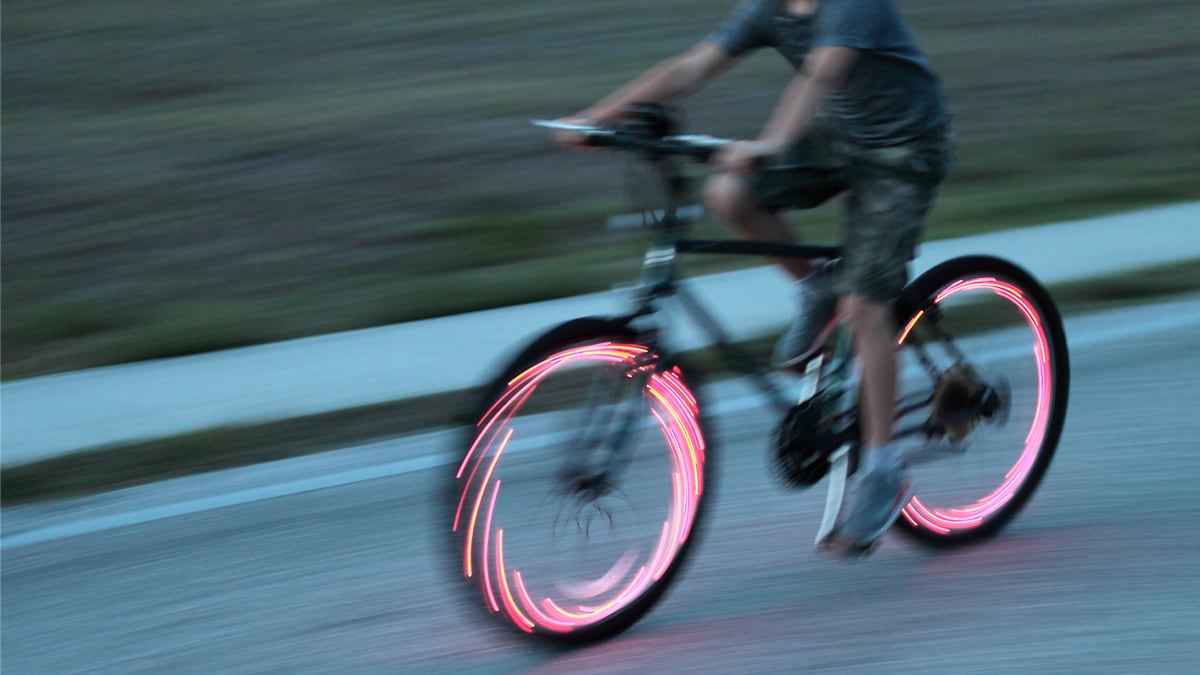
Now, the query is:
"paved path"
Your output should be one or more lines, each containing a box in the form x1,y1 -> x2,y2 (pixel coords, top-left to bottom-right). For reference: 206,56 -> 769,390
2,202 -> 1198,465
4,299 -> 1199,672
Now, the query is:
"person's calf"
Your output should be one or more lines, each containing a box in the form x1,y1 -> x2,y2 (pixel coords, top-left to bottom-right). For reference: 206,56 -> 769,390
842,294 -> 899,448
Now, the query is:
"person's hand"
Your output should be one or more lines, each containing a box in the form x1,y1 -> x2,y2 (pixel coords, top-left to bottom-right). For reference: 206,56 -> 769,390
713,139 -> 784,174
550,116 -> 602,150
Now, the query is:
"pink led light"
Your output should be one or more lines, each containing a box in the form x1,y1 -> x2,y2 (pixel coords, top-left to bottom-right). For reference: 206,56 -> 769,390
653,407 -> 699,506
464,428 -> 512,577
540,597 -> 582,622
651,412 -> 697,548
460,340 -> 705,633
470,341 -> 648,458
900,277 -> 1055,533
897,310 -> 925,346
648,520 -> 674,581
671,471 -> 690,546
649,371 -> 706,496
454,404 -> 525,530
459,376 -> 537,479
514,572 -> 575,633
555,548 -> 638,600
458,346 -> 636,525
577,567 -> 651,615
495,530 -> 535,632
667,469 -> 684,549
538,567 -> 652,622
480,480 -> 501,612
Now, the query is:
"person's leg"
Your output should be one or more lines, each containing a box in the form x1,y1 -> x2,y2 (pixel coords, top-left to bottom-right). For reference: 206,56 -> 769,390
707,172 -> 846,368
705,128 -> 849,368
819,130 -> 951,554
840,131 -> 950,460
704,123 -> 847,279
842,295 -> 897,451
703,172 -> 815,280
816,241 -> 915,554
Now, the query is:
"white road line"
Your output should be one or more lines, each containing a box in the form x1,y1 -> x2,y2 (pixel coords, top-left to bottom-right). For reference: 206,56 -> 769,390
0,453 -> 452,550
4,296 -> 1198,550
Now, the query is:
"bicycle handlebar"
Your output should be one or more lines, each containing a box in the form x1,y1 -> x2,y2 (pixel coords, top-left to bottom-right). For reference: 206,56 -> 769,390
533,119 -> 730,163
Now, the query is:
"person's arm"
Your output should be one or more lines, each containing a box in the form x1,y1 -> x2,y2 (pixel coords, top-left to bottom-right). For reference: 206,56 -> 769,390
715,45 -> 859,170
579,42 -> 736,126
553,42 -> 735,146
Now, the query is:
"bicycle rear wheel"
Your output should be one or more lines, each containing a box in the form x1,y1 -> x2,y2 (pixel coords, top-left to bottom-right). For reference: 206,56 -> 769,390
446,318 -> 712,642
892,256 -> 1069,545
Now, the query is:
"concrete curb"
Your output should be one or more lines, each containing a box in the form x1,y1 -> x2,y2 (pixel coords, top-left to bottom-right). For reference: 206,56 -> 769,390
2,201 -> 1197,465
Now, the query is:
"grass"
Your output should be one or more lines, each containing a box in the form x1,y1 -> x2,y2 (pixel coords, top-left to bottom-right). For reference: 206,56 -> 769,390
2,0 -> 1198,380
4,258 -> 1198,506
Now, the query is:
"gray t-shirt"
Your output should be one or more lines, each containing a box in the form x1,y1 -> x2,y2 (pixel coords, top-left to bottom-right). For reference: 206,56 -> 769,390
707,0 -> 949,146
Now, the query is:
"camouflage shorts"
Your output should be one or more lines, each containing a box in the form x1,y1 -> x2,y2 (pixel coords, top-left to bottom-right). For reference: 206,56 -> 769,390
748,122 -> 954,301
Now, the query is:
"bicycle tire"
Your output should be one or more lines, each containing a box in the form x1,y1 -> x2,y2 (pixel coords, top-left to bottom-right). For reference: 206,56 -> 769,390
891,255 -> 1069,546
444,317 -> 714,643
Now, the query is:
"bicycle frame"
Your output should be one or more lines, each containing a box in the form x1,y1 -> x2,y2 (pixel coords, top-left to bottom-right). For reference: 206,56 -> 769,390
618,152 -> 969,442
619,200 -> 870,542
447,119 -> 1066,642
534,115 -> 1028,547
613,155 -> 844,404
606,149 -> 997,543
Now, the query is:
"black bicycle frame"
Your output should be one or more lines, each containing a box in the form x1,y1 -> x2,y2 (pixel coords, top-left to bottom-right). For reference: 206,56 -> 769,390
615,144 -> 972,443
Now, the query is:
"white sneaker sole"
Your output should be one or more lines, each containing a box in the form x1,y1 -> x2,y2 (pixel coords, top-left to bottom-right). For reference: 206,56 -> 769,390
816,478 -> 915,560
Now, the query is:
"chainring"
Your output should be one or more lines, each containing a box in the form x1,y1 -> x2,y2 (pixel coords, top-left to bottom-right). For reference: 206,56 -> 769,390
770,388 -> 844,488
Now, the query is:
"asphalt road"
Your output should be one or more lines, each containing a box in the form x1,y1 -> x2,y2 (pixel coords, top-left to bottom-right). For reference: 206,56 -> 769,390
3,297 -> 1200,674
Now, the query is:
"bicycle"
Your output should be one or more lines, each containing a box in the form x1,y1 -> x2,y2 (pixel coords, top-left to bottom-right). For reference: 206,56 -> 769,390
443,106 -> 1070,644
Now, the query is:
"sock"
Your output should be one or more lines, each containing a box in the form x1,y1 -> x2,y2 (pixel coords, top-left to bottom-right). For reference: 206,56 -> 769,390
862,441 -> 902,473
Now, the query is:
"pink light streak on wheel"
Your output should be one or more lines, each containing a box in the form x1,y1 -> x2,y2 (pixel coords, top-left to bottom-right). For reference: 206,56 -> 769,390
495,529 -> 535,633
459,342 -> 705,633
898,278 -> 1054,534
453,343 -> 649,530
554,548 -> 638,600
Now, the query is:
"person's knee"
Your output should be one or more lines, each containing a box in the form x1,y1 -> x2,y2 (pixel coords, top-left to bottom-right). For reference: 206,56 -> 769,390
703,173 -> 757,223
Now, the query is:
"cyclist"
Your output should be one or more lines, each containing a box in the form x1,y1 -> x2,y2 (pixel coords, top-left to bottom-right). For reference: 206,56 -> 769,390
555,0 -> 954,556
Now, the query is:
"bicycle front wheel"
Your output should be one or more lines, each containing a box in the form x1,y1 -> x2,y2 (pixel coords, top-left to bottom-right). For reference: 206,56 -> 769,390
446,318 -> 713,643
893,256 -> 1069,545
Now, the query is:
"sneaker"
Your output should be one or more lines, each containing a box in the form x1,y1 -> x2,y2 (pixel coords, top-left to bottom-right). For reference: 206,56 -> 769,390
773,266 -> 839,370
817,462 -> 914,558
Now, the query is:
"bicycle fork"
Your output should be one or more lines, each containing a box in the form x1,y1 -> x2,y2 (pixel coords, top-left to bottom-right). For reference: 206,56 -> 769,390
557,359 -> 655,505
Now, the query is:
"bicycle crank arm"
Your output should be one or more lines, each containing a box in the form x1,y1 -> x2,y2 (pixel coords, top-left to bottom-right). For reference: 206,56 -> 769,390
815,444 -> 852,545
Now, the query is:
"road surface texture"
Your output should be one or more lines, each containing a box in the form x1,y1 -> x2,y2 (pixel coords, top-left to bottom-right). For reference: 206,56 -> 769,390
3,297 -> 1199,673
